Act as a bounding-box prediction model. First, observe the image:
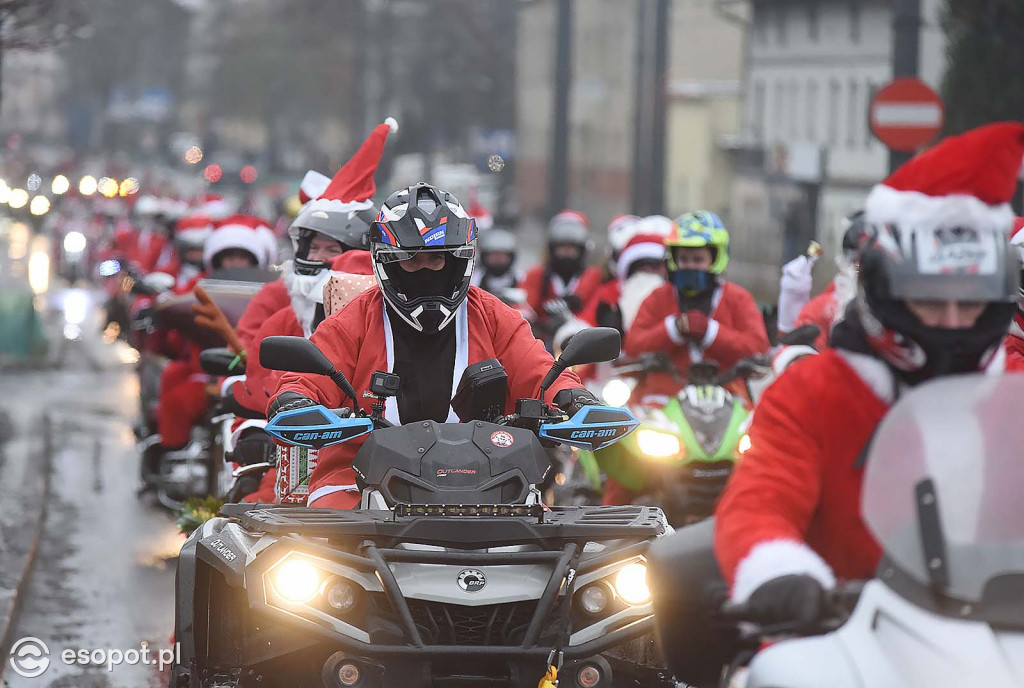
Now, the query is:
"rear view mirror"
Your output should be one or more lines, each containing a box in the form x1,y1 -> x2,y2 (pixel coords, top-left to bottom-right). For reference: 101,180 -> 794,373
199,348 -> 241,377
259,336 -> 336,376
558,327 -> 621,368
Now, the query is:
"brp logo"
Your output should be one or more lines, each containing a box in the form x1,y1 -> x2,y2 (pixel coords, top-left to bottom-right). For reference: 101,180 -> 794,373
9,637 -> 50,678
457,569 -> 487,593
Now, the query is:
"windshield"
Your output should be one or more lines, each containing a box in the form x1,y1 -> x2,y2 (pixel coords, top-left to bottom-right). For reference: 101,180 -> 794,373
862,374 -> 1024,602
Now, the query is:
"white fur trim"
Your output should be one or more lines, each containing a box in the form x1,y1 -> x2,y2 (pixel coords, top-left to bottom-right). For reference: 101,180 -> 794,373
771,345 -> 818,375
986,342 -> 1007,374
837,350 -> 898,404
308,484 -> 360,506
204,224 -> 265,269
664,314 -> 686,345
384,117 -> 399,133
616,241 -> 665,279
864,184 -> 1014,231
699,318 -> 720,349
305,197 -> 375,214
731,539 -> 836,603
299,170 -> 331,201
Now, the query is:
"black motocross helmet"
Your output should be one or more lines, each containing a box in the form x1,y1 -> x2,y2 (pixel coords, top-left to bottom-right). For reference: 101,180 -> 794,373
288,202 -> 376,276
855,222 -> 1017,386
370,183 -> 478,332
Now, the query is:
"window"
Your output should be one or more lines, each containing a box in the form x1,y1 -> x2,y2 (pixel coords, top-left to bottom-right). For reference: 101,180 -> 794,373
776,2 -> 787,45
808,1 -> 819,41
849,1 -> 862,43
828,79 -> 840,146
865,80 -> 879,147
789,80 -> 800,138
753,80 -> 766,142
806,80 -> 819,142
847,79 -> 859,148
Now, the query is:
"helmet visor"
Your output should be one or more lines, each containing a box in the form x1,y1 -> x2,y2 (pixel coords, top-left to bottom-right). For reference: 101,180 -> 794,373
374,244 -> 476,265
878,226 -> 1017,303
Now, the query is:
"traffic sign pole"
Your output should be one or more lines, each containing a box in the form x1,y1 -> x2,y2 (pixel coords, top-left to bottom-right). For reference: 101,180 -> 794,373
890,0 -> 923,173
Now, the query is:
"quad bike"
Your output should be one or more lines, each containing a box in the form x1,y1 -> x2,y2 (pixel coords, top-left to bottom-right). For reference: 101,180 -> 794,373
170,328 -> 681,688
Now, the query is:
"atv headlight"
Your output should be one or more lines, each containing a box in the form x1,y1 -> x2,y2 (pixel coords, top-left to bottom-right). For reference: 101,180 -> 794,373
636,428 -> 682,460
324,578 -> 358,613
614,562 -> 651,605
601,379 -> 633,408
272,555 -> 322,604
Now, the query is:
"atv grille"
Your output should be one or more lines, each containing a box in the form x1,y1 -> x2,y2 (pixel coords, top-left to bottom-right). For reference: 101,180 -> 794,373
408,600 -> 537,646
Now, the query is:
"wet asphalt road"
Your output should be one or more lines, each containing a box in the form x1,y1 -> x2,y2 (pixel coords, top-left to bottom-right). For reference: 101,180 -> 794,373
3,295 -> 180,688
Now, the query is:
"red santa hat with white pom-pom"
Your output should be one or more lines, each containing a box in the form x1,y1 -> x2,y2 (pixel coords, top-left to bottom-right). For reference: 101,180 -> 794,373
204,213 -> 273,270
305,117 -> 398,215
616,232 -> 668,280
864,121 -> 1024,233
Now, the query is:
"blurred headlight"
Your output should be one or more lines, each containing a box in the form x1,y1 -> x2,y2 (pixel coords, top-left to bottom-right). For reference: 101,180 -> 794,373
636,428 -> 682,460
272,556 -> 322,604
614,562 -> 651,605
738,433 -> 751,454
63,231 -> 87,254
601,379 -> 632,407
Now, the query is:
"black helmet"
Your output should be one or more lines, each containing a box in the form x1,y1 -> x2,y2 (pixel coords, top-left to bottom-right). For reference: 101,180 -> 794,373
370,183 -> 478,332
856,222 -> 1017,385
288,203 -> 375,276
841,210 -> 868,260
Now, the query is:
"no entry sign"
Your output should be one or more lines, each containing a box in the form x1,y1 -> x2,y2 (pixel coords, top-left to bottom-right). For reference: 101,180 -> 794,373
869,78 -> 944,152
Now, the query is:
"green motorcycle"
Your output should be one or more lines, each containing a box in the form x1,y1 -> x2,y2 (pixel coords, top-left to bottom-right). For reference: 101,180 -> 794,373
579,353 -> 768,526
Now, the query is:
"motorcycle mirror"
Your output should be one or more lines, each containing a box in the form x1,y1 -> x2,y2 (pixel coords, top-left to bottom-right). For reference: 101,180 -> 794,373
199,348 -> 241,377
539,327 -> 621,402
260,336 -> 360,407
779,323 -> 821,348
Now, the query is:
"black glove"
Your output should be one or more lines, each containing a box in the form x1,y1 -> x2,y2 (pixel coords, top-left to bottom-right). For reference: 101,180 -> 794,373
267,391 -> 316,420
563,294 -> 583,313
746,574 -> 826,627
232,428 -> 277,466
553,387 -> 599,414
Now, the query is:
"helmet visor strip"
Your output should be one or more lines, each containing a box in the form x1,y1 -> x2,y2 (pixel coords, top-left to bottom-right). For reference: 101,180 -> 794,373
374,244 -> 476,264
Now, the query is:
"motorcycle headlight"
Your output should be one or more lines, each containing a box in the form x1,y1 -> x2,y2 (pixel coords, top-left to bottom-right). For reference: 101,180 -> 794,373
272,555 -> 322,604
738,433 -> 752,454
601,379 -> 633,408
613,562 -> 651,605
636,428 -> 682,460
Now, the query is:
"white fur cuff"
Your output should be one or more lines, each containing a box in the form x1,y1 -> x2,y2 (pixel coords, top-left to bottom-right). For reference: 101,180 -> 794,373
731,539 -> 836,603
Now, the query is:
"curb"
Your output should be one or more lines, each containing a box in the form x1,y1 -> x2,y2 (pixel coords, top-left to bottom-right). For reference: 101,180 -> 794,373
0,412 -> 54,682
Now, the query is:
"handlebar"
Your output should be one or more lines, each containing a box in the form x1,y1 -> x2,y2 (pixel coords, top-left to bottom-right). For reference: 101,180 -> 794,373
719,580 -> 865,638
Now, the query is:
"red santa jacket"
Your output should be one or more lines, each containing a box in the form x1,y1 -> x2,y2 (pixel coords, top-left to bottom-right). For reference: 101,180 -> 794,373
624,281 -> 769,397
579,279 -> 620,327
714,349 -> 891,602
794,282 -> 837,350
1005,322 -> 1024,371
236,279 -> 290,351
276,286 -> 585,509
522,264 -> 604,329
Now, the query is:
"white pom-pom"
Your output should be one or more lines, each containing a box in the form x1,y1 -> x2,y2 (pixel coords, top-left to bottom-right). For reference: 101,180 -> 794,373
384,117 -> 399,134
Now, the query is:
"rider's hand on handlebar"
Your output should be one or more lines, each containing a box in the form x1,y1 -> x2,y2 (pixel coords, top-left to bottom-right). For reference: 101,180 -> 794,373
675,310 -> 709,342
553,387 -> 599,415
268,391 -> 317,420
746,574 -> 826,628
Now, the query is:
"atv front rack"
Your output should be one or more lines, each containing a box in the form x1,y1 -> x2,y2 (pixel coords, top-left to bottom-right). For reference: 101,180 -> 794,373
221,503 -> 665,548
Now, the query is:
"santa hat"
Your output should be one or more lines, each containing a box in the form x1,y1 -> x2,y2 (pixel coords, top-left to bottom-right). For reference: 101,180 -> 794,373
175,213 -> 214,246
1009,216 -> 1024,248
298,170 -> 331,205
617,233 -> 668,279
204,214 -> 271,270
607,214 -> 643,252
466,199 -> 494,231
864,121 -> 1024,232
306,118 -> 398,215
550,209 -> 590,230
195,192 -> 232,220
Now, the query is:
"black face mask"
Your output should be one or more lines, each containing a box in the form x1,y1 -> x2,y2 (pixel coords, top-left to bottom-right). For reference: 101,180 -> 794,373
482,253 -> 514,278
550,254 -> 583,282
386,256 -> 467,333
